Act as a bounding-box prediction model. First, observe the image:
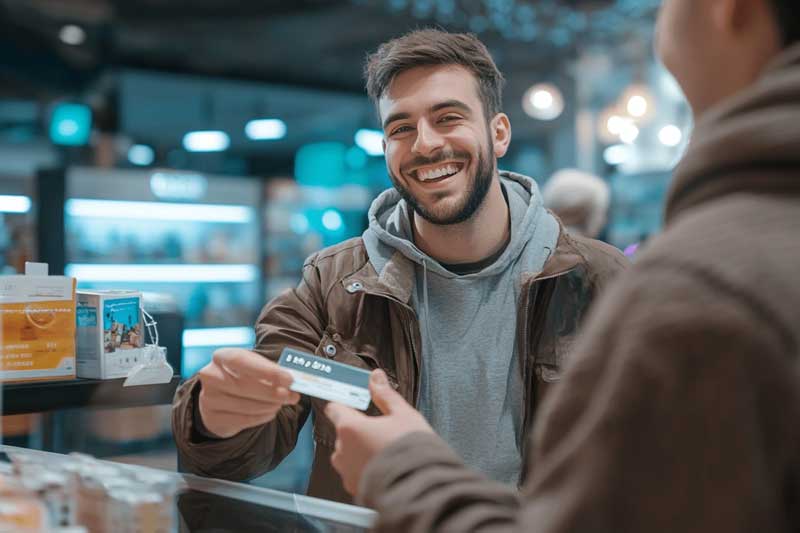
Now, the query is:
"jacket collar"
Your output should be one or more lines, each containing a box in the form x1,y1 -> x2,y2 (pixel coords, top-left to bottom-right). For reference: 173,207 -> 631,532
666,43 -> 800,223
342,221 -> 581,305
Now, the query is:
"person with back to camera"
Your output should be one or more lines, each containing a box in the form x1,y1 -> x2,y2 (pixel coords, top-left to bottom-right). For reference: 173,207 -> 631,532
171,29 -> 628,504
325,0 -> 800,530
542,168 -> 610,239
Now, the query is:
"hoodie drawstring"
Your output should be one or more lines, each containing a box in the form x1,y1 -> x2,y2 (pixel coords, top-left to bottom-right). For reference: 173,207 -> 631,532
421,258 -> 432,359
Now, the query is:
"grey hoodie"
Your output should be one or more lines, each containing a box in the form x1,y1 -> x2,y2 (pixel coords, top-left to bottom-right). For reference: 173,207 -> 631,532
363,171 -> 560,484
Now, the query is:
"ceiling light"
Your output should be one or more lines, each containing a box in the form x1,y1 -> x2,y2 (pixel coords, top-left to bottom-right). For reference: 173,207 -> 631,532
523,83 -> 564,121
658,125 -> 683,147
620,123 -> 640,144
321,209 -> 344,231
59,24 -> 86,46
182,130 -> 230,152
606,115 -> 628,136
0,195 -> 32,214
245,118 -> 287,140
532,90 -> 554,110
627,95 -> 648,118
621,84 -> 655,122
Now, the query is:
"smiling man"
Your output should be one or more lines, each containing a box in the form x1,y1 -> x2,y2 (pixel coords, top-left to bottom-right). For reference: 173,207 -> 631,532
326,0 -> 800,530
171,29 -> 627,504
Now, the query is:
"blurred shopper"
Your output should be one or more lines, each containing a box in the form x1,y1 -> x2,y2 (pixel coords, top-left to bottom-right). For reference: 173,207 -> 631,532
325,0 -> 800,530
172,29 -> 627,503
543,168 -> 610,239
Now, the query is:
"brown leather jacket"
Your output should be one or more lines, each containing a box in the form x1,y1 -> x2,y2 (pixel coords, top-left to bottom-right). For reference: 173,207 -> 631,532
172,226 -> 628,503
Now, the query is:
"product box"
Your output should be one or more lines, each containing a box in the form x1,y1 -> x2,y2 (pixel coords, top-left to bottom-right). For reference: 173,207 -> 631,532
76,290 -> 146,379
0,270 -> 77,383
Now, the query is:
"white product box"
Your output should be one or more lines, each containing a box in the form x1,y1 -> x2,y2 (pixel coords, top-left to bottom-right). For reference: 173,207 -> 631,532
76,290 -> 146,379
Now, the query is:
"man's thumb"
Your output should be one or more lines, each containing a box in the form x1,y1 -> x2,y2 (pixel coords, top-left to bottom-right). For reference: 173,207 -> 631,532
369,369 -> 405,415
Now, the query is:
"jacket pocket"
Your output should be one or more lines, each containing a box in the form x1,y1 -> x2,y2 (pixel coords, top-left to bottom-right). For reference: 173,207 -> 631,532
315,330 -> 398,387
311,331 -> 400,440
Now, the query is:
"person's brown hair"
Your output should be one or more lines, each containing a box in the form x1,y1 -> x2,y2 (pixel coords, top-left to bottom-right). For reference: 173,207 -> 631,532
364,29 -> 505,120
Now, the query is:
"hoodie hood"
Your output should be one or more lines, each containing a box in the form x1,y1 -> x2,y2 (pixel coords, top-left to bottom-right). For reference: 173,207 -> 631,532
363,171 -> 559,280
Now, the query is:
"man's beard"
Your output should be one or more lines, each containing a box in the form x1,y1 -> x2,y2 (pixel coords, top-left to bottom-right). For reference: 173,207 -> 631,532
389,143 -> 495,226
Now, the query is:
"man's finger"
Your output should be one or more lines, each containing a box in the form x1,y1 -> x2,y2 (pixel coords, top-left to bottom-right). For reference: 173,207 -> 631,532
369,369 -> 407,415
200,366 -> 297,403
201,389 -> 298,414
325,402 -> 362,428
200,410 -> 278,435
213,347 -> 293,387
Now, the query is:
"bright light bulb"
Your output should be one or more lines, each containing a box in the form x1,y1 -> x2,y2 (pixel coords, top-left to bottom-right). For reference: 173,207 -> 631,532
0,195 -> 32,214
606,115 -> 627,136
245,119 -> 287,140
59,24 -> 86,46
321,209 -> 344,231
627,95 -> 648,118
620,123 -> 640,144
182,130 -> 230,152
532,90 -> 554,110
522,83 -> 564,121
658,125 -> 683,147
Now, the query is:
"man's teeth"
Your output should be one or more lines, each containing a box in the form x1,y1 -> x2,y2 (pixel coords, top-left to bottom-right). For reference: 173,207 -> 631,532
418,164 -> 459,181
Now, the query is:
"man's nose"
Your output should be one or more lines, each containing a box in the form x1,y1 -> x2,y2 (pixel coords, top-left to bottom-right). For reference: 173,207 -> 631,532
412,120 -> 445,155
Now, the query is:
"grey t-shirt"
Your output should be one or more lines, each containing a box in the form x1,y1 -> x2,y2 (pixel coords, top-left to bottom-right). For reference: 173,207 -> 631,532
414,238 -> 525,485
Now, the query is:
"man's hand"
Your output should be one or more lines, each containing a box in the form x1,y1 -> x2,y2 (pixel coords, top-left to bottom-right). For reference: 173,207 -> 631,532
325,369 -> 433,495
197,347 -> 301,438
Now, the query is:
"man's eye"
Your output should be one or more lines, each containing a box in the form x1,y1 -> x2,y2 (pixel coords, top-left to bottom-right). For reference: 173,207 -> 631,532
390,125 -> 413,135
439,115 -> 461,123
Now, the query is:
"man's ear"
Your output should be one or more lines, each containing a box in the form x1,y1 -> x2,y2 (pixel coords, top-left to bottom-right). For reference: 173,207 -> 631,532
712,0 -> 750,36
491,113 -> 512,158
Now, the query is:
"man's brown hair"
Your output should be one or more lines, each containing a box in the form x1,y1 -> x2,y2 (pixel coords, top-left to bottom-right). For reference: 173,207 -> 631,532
364,29 -> 506,120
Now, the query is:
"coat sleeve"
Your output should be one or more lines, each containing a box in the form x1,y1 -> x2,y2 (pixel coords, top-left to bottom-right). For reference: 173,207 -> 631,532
358,265 -> 793,533
172,256 -> 327,481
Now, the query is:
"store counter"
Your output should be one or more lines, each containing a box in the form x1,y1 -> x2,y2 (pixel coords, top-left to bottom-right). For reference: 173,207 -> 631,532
1,445 -> 376,532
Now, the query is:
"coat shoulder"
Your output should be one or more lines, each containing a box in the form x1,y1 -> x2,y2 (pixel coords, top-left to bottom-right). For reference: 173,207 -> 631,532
303,237 -> 369,269
568,233 -> 630,276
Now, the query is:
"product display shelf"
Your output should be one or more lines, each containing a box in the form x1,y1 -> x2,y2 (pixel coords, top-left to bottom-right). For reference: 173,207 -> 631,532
2,374 -> 182,415
0,445 -> 376,532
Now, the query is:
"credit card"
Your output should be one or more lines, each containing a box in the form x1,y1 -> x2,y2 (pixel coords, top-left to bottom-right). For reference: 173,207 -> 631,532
278,347 -> 372,411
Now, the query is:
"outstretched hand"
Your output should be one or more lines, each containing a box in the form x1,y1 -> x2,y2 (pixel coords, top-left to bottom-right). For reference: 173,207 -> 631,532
325,369 -> 433,495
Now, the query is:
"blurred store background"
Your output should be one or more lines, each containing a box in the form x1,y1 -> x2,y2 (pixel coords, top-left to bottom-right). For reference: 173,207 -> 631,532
0,0 -> 687,494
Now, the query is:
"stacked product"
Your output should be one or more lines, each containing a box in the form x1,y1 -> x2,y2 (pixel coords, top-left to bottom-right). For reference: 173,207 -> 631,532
0,265 -> 76,382
1,451 -> 178,533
